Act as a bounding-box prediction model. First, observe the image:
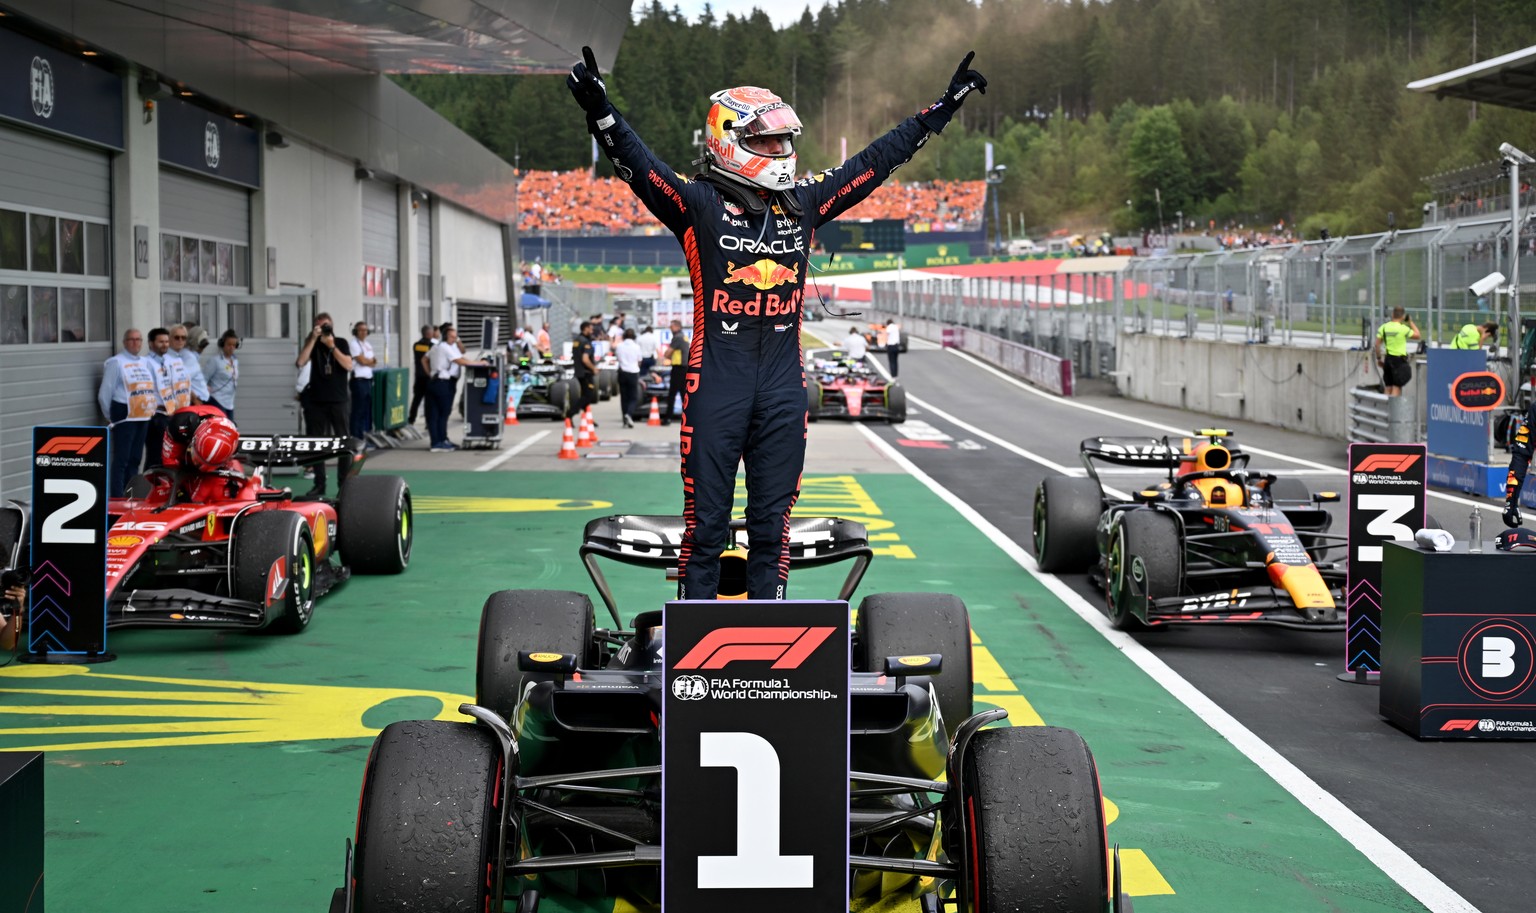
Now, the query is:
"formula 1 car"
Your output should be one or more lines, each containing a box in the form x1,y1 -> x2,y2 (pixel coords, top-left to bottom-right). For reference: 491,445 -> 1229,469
624,370 -> 679,420
1032,429 -> 1349,630
330,515 -> 1129,913
508,357 -> 580,420
5,435 -> 412,637
806,348 -> 907,423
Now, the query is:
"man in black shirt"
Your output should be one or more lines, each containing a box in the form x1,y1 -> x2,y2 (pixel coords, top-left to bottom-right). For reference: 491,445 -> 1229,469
409,324 -> 436,425
296,311 -> 354,498
572,321 -> 598,413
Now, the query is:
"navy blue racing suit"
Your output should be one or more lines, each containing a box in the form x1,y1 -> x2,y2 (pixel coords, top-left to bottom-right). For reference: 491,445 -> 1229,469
586,105 -> 932,599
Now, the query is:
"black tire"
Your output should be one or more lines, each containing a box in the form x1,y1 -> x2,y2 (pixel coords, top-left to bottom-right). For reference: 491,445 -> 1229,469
353,720 -> 500,913
1268,476 -> 1311,504
233,510 -> 316,634
885,383 -> 907,423
597,368 -> 616,401
961,726 -> 1108,913
477,589 -> 595,721
1106,509 -> 1181,631
1033,476 -> 1103,573
337,474 -> 412,574
857,592 -> 972,736
807,379 -> 822,422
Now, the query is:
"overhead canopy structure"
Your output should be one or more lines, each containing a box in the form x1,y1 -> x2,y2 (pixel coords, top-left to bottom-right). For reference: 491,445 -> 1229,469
1407,45 -> 1536,112
0,0 -> 627,76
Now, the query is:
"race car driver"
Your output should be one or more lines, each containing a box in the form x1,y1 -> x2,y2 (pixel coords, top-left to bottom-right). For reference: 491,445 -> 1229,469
151,404 -> 249,503
1504,405 -> 1536,528
568,47 -> 986,599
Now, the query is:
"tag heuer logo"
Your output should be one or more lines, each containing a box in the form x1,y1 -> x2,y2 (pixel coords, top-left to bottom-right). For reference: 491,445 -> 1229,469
30,57 -> 55,119
204,122 -> 221,168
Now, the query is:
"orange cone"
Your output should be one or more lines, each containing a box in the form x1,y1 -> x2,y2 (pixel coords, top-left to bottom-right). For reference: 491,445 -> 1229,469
577,407 -> 594,448
558,419 -> 579,459
647,397 -> 662,427
504,393 -> 519,426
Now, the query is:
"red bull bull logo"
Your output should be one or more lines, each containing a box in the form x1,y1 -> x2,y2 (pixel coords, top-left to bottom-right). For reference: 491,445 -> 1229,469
723,258 -> 798,290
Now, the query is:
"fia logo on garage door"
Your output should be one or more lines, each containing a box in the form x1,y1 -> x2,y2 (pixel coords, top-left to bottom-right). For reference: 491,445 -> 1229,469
204,122 -> 221,169
30,57 -> 54,119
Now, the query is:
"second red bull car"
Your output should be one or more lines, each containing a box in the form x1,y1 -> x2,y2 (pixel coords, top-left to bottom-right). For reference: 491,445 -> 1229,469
806,348 -> 907,423
1032,429 -> 1348,630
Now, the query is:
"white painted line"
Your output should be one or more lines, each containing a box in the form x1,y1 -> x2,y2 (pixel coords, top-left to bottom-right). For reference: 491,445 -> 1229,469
474,430 -> 551,471
854,422 -> 1482,913
905,393 -> 1132,501
944,348 -> 1488,509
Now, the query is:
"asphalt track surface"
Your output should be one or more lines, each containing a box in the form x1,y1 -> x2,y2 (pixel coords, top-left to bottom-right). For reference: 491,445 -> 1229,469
856,339 -> 1530,913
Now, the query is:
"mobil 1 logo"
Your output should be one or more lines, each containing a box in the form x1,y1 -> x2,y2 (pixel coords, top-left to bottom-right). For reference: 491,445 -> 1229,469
1346,443 -> 1426,673
663,600 -> 849,913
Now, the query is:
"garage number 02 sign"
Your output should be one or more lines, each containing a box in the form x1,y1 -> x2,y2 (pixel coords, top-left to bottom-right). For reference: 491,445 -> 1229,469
662,600 -> 849,913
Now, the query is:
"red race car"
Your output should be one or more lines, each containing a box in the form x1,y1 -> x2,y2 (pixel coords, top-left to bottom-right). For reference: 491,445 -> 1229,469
806,348 -> 907,423
95,414 -> 412,634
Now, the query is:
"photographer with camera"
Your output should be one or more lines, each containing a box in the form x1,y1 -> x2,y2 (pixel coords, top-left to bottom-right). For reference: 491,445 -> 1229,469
295,311 -> 355,498
1373,306 -> 1420,398
2,570 -> 24,651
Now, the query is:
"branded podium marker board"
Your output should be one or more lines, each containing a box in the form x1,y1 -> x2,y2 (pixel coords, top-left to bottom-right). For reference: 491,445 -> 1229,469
28,427 -> 111,661
663,600 -> 849,913
1381,541 -> 1536,739
1345,443 -> 1427,673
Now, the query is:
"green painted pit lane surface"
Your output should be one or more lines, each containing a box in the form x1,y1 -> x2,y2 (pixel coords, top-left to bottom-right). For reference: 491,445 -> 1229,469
0,470 -> 1430,912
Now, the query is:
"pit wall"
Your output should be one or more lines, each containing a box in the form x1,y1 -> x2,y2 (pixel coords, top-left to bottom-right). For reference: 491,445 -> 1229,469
1113,333 -> 1375,441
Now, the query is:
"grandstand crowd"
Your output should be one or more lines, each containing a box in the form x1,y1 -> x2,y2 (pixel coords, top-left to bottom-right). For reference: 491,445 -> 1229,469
513,169 -> 985,234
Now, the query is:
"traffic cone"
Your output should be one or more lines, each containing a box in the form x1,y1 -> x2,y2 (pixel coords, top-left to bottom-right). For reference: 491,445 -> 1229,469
558,419 -> 579,460
504,393 -> 519,426
577,407 -> 594,448
647,397 -> 662,427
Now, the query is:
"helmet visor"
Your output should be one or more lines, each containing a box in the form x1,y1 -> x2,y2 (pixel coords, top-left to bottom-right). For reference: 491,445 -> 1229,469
738,102 -> 801,138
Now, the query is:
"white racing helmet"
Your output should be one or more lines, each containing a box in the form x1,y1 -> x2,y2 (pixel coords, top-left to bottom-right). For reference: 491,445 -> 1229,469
704,86 -> 802,191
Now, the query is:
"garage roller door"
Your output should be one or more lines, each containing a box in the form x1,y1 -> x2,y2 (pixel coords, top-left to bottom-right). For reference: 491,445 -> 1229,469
160,169 -> 249,245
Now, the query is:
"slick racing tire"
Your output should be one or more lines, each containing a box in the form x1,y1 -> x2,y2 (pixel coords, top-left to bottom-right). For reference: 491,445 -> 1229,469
807,379 -> 822,422
234,510 -> 316,635
857,592 -> 972,737
337,474 -> 413,574
597,367 -> 616,401
477,589 -> 595,721
1033,476 -> 1103,573
885,383 -> 908,424
960,726 -> 1109,913
1107,509 -> 1181,631
352,720 -> 501,913
546,379 -> 575,419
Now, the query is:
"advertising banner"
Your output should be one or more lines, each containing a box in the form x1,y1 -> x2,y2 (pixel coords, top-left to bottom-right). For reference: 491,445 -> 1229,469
28,426 -> 111,659
663,600 -> 848,913
1345,442 -> 1427,673
1424,348 -> 1490,462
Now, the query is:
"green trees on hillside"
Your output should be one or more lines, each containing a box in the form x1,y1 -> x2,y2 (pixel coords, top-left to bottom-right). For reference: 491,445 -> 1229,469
395,0 -> 1536,237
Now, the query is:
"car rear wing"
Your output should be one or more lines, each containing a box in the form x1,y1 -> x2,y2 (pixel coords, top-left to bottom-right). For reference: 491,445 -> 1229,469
1078,435 -> 1247,488
236,436 -> 365,483
578,514 -> 873,625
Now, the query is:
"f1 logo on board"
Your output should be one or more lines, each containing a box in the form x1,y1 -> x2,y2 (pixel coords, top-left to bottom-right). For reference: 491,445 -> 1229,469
1439,719 -> 1480,732
1457,619 -> 1536,700
1353,454 -> 1420,473
674,627 -> 836,670
38,437 -> 103,455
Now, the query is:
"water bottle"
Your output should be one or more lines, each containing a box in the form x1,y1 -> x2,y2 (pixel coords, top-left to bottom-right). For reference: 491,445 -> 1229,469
1469,507 -> 1483,553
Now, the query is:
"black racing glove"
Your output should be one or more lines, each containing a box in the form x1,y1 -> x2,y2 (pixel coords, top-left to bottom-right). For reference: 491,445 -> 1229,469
917,51 -> 987,135
1504,501 -> 1524,529
567,46 -> 610,115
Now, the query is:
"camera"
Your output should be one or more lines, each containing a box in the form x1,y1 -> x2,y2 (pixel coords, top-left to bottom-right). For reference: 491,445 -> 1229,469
1470,271 -> 1507,298
1,566 -> 27,609
320,323 -> 334,337
1499,143 -> 1535,166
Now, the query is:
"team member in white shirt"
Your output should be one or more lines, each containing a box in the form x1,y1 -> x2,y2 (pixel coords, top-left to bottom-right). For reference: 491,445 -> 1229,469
843,326 -> 869,361
349,322 -> 378,440
97,328 -> 161,496
144,327 -> 190,468
636,324 -> 658,374
884,320 -> 903,377
615,328 -> 643,429
425,323 -> 488,452
167,324 -> 208,407
201,330 -> 240,420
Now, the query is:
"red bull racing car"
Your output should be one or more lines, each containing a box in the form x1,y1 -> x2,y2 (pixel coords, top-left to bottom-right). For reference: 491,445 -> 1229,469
328,515 -> 1131,913
806,347 -> 907,423
14,433 -> 413,636
1032,429 -> 1349,630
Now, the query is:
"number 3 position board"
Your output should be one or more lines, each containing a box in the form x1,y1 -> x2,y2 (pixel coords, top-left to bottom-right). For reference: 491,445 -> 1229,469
29,427 -> 111,660
663,600 -> 849,913
1346,443 -> 1427,674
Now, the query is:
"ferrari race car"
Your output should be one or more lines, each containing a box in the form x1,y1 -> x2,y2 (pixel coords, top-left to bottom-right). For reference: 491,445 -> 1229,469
1032,429 -> 1351,630
806,348 -> 907,423
5,435 -> 412,637
508,357 -> 581,420
330,515 -> 1130,913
